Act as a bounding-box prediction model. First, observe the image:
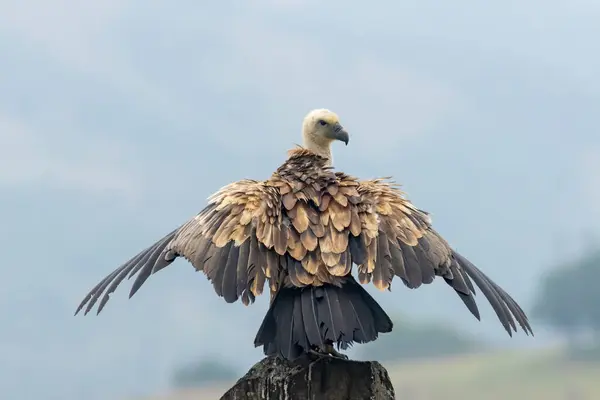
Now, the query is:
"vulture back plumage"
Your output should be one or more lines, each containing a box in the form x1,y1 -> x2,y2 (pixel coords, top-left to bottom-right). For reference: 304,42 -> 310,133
75,109 -> 532,361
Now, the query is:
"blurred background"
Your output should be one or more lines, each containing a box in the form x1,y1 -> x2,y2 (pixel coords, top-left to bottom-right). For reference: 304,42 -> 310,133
1,1 -> 599,399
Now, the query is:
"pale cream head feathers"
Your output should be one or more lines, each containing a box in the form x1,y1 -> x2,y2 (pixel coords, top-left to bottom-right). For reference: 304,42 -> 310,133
301,108 -> 349,164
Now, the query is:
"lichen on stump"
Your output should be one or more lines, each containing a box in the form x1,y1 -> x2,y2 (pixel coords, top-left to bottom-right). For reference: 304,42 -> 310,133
220,356 -> 395,400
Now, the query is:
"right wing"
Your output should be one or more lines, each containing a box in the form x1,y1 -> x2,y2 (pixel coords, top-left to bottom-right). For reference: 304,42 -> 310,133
352,178 -> 533,336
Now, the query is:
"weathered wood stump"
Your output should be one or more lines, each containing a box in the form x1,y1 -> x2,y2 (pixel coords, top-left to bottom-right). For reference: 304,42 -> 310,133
220,356 -> 395,400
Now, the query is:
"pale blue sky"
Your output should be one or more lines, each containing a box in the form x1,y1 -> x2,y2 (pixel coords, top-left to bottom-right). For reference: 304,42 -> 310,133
1,1 -> 599,399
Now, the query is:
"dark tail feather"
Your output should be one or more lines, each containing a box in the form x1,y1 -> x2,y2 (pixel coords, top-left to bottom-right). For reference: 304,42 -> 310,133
254,277 -> 393,360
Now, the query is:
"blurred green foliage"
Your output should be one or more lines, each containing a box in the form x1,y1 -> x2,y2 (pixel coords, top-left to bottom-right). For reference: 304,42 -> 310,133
533,248 -> 600,358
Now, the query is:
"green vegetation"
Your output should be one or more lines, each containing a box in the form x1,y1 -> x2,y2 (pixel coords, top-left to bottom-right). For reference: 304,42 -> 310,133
533,247 -> 600,358
383,347 -> 600,400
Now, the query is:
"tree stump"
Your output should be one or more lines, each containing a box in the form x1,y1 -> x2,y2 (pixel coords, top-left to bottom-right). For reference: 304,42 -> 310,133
220,356 -> 395,400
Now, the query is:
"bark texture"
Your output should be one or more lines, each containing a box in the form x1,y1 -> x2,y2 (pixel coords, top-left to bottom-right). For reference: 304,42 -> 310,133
220,356 -> 395,400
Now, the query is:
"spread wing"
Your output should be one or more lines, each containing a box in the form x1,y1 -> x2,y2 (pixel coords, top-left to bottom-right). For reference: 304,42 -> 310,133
75,179 -> 281,316
353,178 -> 533,336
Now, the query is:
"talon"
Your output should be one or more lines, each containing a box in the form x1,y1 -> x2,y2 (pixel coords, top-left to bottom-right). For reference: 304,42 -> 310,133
328,347 -> 349,360
321,343 -> 349,360
308,349 -> 326,359
307,343 -> 349,360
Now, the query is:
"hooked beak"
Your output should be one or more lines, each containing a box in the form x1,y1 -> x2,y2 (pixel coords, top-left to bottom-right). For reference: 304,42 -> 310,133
331,122 -> 349,145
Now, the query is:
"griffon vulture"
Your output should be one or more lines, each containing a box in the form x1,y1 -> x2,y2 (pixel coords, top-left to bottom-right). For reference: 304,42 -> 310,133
75,108 -> 533,360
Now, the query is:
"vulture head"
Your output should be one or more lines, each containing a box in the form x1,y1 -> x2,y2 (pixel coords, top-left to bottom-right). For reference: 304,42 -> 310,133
302,109 -> 349,163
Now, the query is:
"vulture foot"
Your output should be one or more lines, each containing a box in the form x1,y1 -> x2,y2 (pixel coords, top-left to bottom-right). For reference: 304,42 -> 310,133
308,344 -> 348,360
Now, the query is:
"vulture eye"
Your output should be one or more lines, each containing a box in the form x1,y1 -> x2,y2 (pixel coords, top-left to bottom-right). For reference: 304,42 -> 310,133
318,120 -> 328,126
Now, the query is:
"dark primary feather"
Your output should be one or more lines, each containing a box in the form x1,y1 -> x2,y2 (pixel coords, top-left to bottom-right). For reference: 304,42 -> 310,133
349,235 -> 367,265
235,239 -> 251,298
453,250 -> 533,335
74,229 -> 179,316
397,240 -> 423,288
220,243 -> 240,303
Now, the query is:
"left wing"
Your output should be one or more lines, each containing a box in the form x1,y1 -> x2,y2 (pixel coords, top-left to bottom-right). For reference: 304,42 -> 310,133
351,178 -> 533,336
75,179 -> 280,316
